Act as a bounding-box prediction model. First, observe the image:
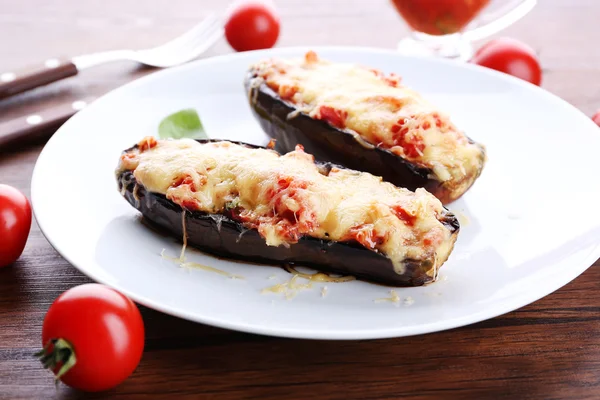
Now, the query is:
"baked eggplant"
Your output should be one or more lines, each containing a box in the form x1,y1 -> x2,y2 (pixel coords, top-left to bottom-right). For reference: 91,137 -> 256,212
245,51 -> 486,204
116,137 -> 460,286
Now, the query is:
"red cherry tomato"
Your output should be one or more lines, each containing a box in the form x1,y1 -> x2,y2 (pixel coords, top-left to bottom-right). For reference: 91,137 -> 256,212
592,110 -> 600,127
0,184 -> 32,267
38,284 -> 145,392
225,0 -> 280,52
471,37 -> 542,86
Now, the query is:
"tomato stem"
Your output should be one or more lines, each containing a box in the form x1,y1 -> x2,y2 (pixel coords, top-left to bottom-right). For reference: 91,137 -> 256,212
35,338 -> 77,382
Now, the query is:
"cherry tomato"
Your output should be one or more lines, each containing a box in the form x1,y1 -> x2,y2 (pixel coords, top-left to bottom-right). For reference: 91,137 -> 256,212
38,284 -> 145,392
0,184 -> 32,267
592,110 -> 600,127
225,0 -> 280,52
471,37 -> 542,86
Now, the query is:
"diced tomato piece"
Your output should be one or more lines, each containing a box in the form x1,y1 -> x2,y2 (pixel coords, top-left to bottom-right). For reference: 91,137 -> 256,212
391,117 -> 409,135
231,208 -> 256,225
422,121 -> 431,130
352,229 -> 376,249
119,153 -> 139,171
433,113 -> 443,128
369,68 -> 384,78
372,231 -> 386,246
278,84 -> 298,100
168,195 -> 198,211
403,138 -> 425,158
348,225 -> 387,249
266,79 -> 280,93
299,211 -> 317,232
384,73 -> 402,87
182,176 -> 194,187
266,174 -> 317,240
137,136 -> 157,152
236,172 -> 318,245
368,69 -> 401,87
171,174 -> 206,192
275,220 -> 300,243
391,205 -> 417,226
120,153 -> 137,164
277,177 -> 292,191
181,199 -> 199,210
256,214 -> 308,244
317,105 -> 348,129
266,138 -> 277,149
265,188 -> 275,200
272,180 -> 307,211
305,51 -> 318,63
391,117 -> 425,158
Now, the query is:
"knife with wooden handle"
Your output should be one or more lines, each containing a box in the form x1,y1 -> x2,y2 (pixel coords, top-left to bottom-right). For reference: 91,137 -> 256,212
0,59 -> 79,100
0,97 -> 96,149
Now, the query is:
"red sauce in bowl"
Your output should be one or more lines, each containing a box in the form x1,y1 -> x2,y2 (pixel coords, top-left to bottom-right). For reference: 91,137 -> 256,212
391,0 -> 491,36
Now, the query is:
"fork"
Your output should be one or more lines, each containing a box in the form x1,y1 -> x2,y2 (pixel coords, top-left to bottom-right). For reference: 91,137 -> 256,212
0,14 -> 223,100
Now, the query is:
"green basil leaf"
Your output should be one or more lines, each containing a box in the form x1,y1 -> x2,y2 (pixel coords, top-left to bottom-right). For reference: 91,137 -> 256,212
158,109 -> 208,139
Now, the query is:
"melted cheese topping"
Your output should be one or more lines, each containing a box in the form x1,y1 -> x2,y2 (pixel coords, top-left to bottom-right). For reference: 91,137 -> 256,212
284,265 -> 355,283
262,266 -> 351,300
261,274 -> 313,300
159,211 -> 244,279
250,51 -> 485,185
375,290 -> 401,304
118,138 -> 456,276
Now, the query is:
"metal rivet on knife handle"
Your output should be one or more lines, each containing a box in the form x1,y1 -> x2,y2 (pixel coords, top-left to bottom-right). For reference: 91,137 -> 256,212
26,115 -> 43,125
1,72 -> 16,83
0,96 -> 95,149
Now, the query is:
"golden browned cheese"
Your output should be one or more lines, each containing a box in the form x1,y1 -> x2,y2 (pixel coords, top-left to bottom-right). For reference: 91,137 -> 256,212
118,138 -> 456,275
250,51 -> 486,186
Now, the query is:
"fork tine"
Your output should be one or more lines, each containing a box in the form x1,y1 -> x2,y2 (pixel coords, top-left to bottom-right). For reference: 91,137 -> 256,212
180,17 -> 223,53
157,16 -> 222,61
145,14 -> 218,54
164,20 -> 224,65
149,15 -> 221,61
191,27 -> 224,55
134,13 -> 223,67
181,26 -> 224,61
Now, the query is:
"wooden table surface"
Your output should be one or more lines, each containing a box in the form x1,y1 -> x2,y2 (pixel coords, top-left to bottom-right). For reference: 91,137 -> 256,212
1,1 -> 599,399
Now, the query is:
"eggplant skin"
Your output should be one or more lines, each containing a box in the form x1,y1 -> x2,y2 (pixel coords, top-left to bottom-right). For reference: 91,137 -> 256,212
244,72 -> 485,204
117,141 -> 459,286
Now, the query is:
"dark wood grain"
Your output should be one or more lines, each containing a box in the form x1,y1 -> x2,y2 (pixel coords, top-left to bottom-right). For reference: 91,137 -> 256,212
1,1 -> 599,399
0,59 -> 78,100
0,96 -> 96,149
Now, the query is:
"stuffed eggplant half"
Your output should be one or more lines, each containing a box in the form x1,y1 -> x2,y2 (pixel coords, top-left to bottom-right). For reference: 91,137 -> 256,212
245,51 -> 486,204
116,137 -> 460,286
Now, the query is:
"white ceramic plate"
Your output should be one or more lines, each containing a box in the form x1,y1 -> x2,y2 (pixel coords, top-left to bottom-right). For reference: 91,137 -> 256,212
32,47 -> 600,340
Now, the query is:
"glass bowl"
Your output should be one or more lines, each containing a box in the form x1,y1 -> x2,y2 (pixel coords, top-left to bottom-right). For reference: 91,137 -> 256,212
391,0 -> 537,60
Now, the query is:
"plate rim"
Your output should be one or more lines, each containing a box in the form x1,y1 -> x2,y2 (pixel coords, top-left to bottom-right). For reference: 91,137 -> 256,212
31,45 -> 600,340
